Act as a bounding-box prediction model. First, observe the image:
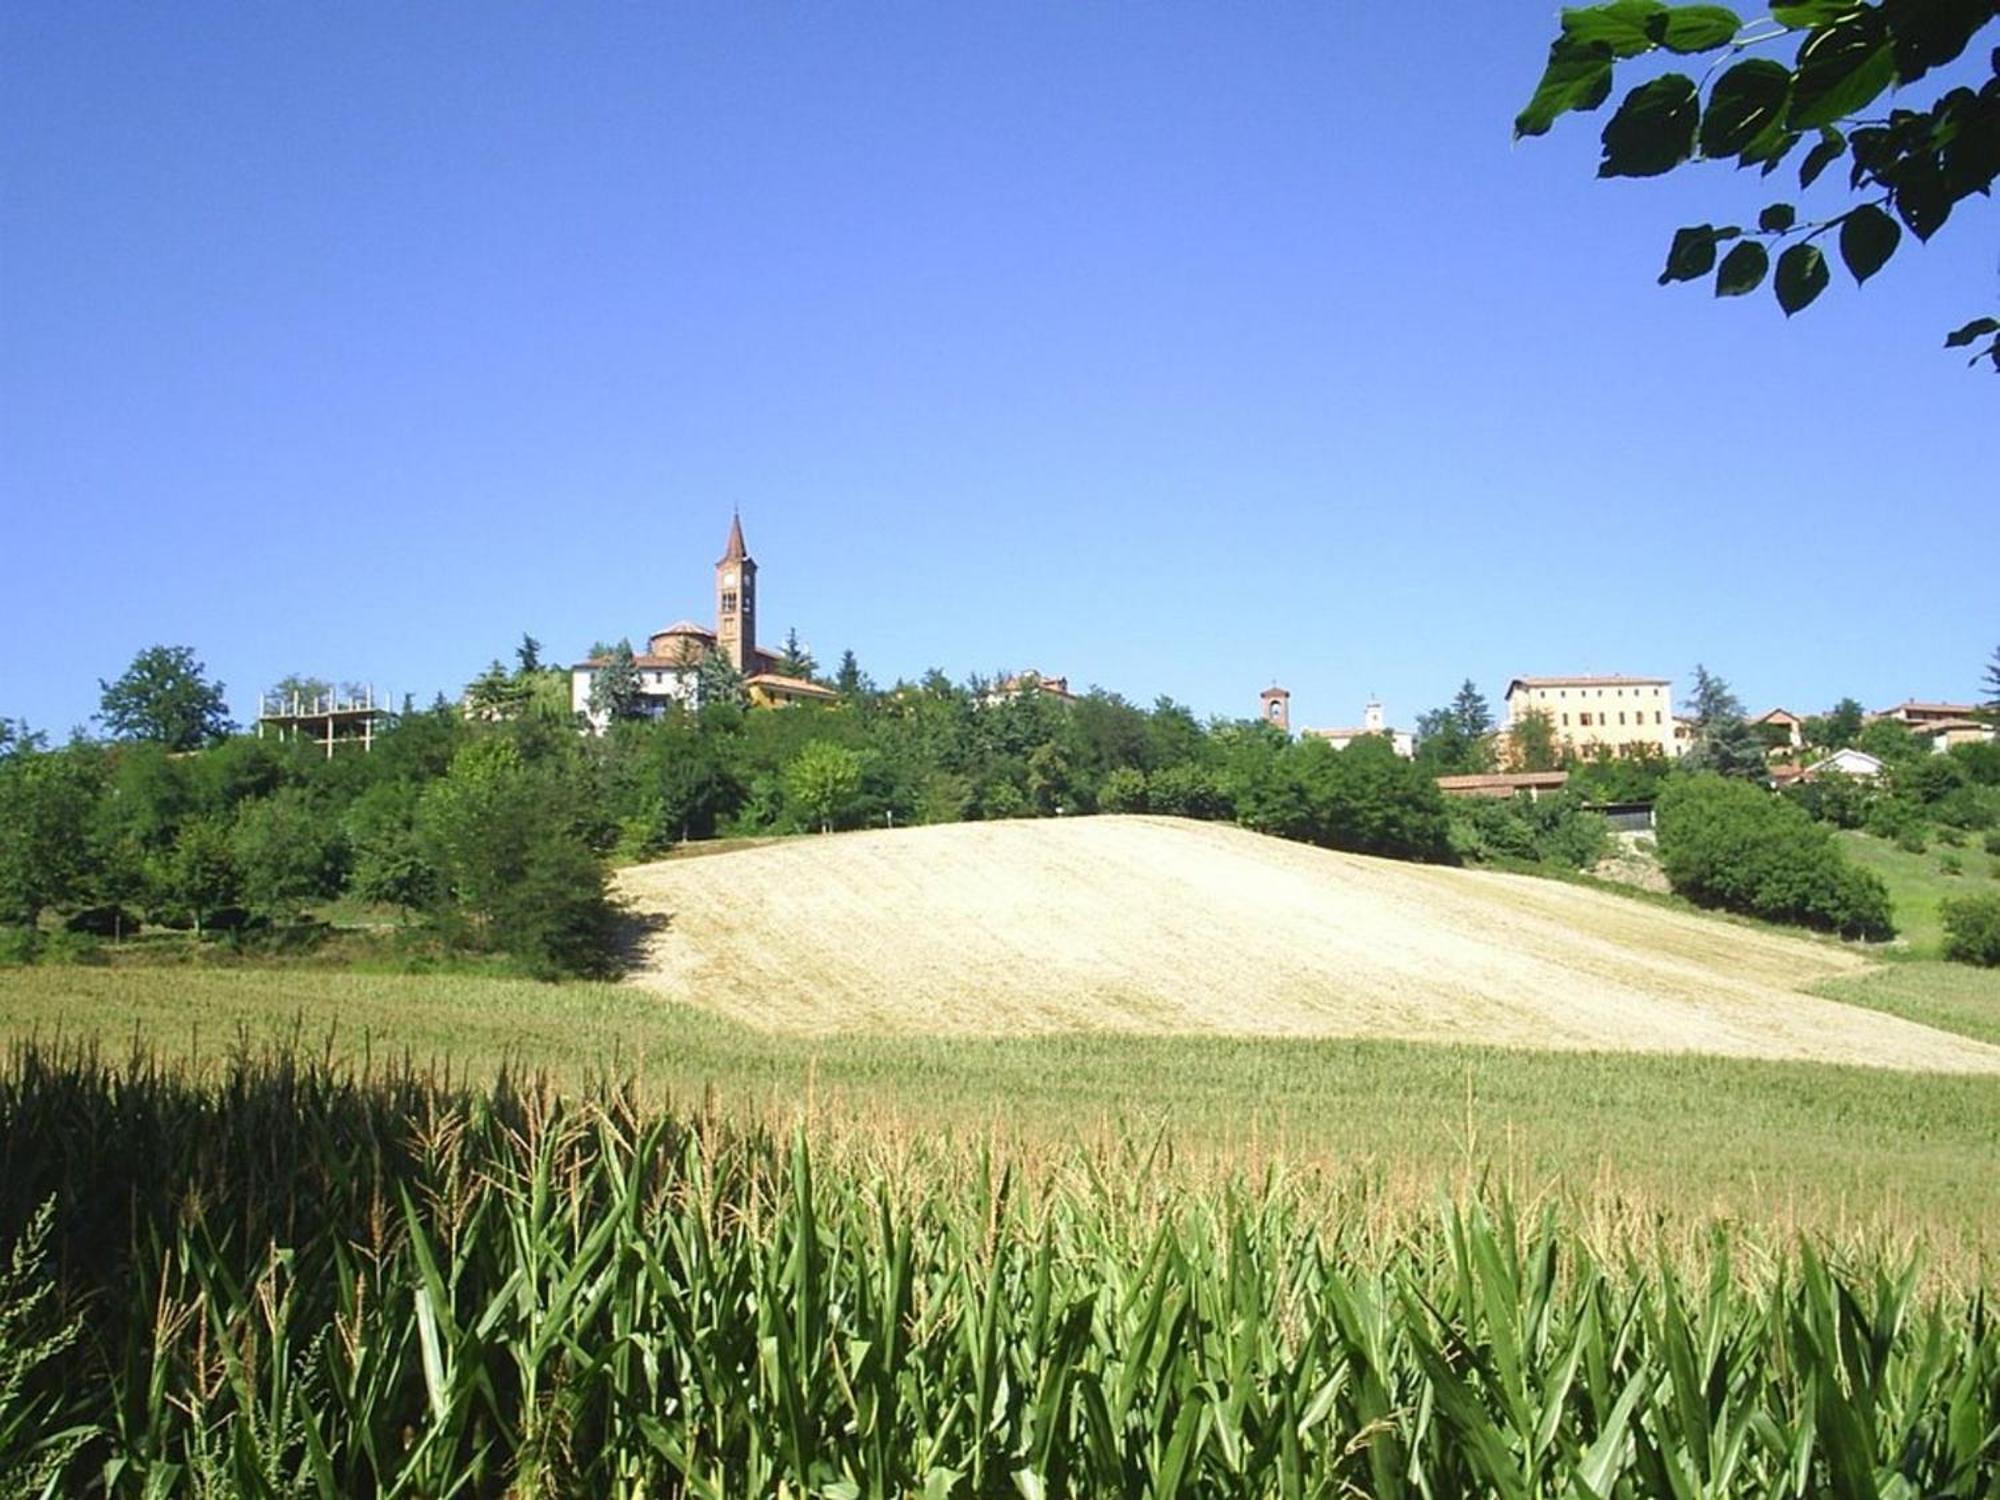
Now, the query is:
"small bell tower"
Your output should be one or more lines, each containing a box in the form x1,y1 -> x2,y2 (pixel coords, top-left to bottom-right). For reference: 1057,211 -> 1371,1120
1259,684 -> 1291,734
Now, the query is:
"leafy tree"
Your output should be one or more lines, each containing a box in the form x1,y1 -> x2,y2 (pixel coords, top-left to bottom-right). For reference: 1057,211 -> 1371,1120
1451,678 -> 1493,737
1942,891 -> 2000,965
1803,696 -> 1866,749
1025,742 -> 1074,816
1655,773 -> 1892,938
1146,763 -> 1230,821
0,750 -> 100,924
1984,644 -> 2000,714
231,787 -> 344,919
1508,708 -> 1562,773
1097,767 -> 1148,813
465,659 -> 532,722
516,634 -> 544,674
418,738 -> 615,975
1296,735 -> 1454,862
0,720 -> 46,761
343,782 -> 437,914
777,628 -> 816,680
1518,0 -> 2000,368
153,816 -> 241,935
1417,681 -> 1499,775
1680,664 -> 1766,778
98,646 -> 234,751
1447,791 -> 1611,870
586,641 -> 645,725
1856,715 -> 1925,763
782,741 -> 865,833
696,651 -> 748,712
267,675 -> 333,712
1566,745 -> 1675,803
834,649 -> 872,700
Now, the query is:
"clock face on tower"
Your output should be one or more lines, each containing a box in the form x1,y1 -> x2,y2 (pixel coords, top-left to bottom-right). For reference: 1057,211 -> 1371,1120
722,570 -> 737,587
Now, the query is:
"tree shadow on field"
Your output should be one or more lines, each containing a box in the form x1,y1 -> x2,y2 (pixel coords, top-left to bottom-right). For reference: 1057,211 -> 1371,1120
607,906 -> 672,977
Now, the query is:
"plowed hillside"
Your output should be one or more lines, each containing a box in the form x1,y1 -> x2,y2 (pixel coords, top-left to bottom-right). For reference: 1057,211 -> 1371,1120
617,816 -> 2000,1073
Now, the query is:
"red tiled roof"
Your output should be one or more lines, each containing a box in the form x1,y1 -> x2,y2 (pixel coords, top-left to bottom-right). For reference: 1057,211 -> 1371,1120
747,672 -> 836,699
651,621 -> 713,639
1508,675 -> 1668,690
1436,771 -> 1569,791
1885,700 -> 1981,717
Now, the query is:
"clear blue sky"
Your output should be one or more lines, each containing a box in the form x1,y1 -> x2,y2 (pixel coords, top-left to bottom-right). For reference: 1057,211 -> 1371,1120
3,3 -> 1993,736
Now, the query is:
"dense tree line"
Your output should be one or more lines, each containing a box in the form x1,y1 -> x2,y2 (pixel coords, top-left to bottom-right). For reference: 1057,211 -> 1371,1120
1,650 -> 1463,976
11,646 -> 1991,971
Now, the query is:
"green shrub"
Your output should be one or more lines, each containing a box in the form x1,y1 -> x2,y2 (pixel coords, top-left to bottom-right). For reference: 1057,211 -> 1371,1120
1940,853 -> 1964,876
33,928 -> 103,966
1936,825 -> 1964,847
1895,828 -> 1929,855
1447,793 -> 1610,870
1096,766 -> 1147,814
0,927 -> 36,966
1986,831 -> 2000,858
1654,775 -> 1893,940
1145,763 -> 1228,821
1941,892 -> 2000,966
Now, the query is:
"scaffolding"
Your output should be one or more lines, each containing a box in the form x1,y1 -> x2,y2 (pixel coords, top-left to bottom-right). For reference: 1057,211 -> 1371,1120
256,686 -> 388,757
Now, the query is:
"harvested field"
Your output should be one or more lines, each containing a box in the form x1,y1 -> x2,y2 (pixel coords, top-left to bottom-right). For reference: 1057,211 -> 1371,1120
618,815 -> 2000,1073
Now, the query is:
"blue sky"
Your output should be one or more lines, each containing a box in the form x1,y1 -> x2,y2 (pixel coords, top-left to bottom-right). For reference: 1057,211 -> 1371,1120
2,3 -> 1993,737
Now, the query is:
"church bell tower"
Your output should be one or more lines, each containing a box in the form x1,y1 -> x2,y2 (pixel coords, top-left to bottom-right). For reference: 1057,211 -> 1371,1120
715,511 -> 757,674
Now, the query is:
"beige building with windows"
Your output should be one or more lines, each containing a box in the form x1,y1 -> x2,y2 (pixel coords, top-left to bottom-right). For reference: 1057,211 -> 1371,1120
1505,675 -> 1677,759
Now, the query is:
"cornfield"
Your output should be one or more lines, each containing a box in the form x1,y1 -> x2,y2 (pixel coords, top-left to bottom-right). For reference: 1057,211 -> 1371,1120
0,1044 -> 1993,1497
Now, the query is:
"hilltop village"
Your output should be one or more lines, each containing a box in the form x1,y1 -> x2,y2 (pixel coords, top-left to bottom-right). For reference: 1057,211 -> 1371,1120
555,514 -> 1995,799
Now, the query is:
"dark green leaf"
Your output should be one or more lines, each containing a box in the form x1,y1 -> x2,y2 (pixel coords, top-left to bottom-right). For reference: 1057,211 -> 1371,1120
1774,242 -> 1830,314
1561,0 -> 1671,57
1798,127 -> 1846,187
1648,4 -> 1744,52
1837,203 -> 1900,283
1787,11 -> 1896,130
1516,36 -> 1618,137
1758,202 -> 1797,232
1882,0 -> 1992,84
1770,0 -> 1865,27
1943,316 -> 1998,348
1892,157 -> 1954,240
1658,223 -> 1738,282
1600,74 -> 1701,176
1715,240 -> 1770,296
1698,60 -> 1792,157
1747,128 -> 1804,173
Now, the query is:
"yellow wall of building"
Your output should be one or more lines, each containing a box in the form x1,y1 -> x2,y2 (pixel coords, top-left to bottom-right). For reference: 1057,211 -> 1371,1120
1506,680 -> 1676,758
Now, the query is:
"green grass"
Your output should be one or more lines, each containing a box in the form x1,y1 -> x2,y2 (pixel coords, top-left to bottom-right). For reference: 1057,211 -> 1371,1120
1815,961 -> 2000,1048
4,963 -> 1998,1274
1840,828 -> 2000,956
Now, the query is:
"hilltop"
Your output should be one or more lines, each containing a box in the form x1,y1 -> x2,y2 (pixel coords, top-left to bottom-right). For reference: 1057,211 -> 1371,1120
618,815 -> 2000,1073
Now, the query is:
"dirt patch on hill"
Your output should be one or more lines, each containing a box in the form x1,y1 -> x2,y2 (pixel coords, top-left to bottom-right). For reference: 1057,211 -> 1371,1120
617,817 -> 2000,1074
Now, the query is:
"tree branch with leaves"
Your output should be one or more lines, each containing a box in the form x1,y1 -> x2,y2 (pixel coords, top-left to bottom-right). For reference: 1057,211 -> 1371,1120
1519,0 -> 2000,369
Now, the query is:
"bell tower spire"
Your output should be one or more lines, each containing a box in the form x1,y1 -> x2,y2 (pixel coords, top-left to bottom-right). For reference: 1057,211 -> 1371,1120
715,510 -> 757,674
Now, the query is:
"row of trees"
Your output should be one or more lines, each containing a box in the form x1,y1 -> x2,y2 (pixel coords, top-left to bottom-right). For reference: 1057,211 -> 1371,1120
9,644 -> 1992,969
0,646 -> 1478,975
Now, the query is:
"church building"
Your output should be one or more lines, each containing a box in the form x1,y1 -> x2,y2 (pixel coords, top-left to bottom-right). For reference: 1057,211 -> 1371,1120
569,513 -> 836,731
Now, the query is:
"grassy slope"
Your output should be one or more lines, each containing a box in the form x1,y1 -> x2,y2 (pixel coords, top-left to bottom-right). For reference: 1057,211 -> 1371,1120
1839,828 -> 1999,955
5,962 -> 1998,1273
